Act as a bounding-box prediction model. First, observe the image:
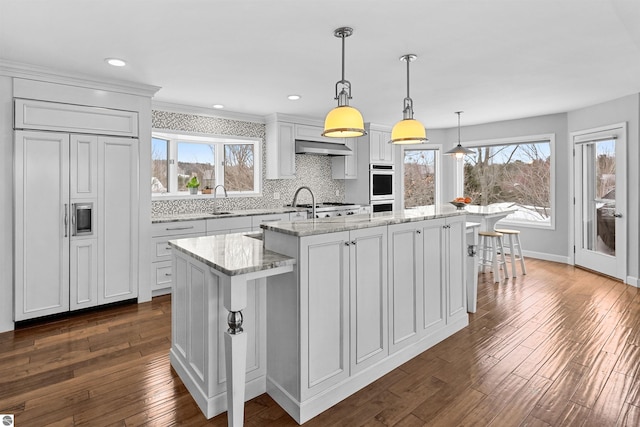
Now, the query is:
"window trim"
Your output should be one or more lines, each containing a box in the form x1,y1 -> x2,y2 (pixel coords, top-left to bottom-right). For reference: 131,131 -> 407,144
460,133 -> 555,230
151,128 -> 262,198
400,143 -> 442,210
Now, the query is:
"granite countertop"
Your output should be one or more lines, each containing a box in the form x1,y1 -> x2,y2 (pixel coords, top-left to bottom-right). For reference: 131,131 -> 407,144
168,233 -> 295,276
261,205 -> 467,237
152,207 -> 305,223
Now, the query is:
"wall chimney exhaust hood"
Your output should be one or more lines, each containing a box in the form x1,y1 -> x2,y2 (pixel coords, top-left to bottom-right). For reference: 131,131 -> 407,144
295,140 -> 353,156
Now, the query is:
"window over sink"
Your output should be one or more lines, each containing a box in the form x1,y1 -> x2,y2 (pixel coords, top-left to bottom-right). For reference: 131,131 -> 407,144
152,130 -> 261,197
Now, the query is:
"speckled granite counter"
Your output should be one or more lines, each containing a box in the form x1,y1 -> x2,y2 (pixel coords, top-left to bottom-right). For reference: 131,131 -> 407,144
261,205 -> 466,237
152,207 -> 305,223
168,232 -> 294,276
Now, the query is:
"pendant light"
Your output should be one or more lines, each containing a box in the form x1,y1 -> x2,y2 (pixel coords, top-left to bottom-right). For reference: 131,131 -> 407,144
445,111 -> 475,158
322,27 -> 366,138
390,54 -> 427,144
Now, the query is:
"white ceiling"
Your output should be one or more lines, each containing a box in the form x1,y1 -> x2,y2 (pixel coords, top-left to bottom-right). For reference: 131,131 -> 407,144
1,0 -> 639,128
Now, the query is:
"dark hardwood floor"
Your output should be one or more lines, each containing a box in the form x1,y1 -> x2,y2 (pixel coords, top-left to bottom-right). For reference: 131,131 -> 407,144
1,258 -> 639,426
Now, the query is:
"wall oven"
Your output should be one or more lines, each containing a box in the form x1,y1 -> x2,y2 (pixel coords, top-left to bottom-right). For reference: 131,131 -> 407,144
371,199 -> 394,213
369,164 -> 395,201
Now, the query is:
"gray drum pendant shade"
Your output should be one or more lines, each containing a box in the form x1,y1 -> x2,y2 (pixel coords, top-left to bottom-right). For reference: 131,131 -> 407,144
445,111 -> 475,158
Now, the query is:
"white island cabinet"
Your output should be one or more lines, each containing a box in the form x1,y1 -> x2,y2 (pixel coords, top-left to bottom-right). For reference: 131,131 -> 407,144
262,208 -> 468,424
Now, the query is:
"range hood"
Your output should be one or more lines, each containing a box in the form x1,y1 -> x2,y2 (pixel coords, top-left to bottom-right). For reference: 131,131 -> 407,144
295,140 -> 353,156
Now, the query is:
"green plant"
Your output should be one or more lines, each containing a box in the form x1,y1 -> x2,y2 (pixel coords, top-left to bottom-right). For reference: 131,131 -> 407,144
186,176 -> 200,188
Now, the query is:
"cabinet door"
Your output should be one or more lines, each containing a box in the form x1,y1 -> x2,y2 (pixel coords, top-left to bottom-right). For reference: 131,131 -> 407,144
14,131 -> 70,321
266,121 -> 295,179
70,238 -> 98,310
388,221 -> 422,353
70,134 -> 98,199
350,226 -> 388,373
446,217 -> 467,323
98,136 -> 138,304
421,219 -> 446,336
369,130 -> 383,163
331,138 -> 357,180
300,232 -> 349,399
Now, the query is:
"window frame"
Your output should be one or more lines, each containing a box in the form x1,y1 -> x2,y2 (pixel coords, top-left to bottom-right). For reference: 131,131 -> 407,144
459,133 -> 556,230
152,129 -> 262,198
400,143 -> 442,209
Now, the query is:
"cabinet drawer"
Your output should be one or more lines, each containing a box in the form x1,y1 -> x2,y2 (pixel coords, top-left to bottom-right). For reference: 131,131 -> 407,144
151,232 -> 204,262
206,216 -> 252,234
152,261 -> 173,291
151,220 -> 206,237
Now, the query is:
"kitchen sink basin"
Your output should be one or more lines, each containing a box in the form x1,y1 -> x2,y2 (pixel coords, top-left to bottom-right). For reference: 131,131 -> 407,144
210,211 -> 233,216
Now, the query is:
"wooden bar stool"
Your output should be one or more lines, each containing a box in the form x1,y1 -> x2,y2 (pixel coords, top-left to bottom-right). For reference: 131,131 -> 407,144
478,231 -> 508,282
495,228 -> 526,276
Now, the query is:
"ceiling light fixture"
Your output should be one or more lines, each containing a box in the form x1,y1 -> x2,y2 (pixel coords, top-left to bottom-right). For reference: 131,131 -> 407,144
445,111 -> 476,158
105,58 -> 126,67
390,54 -> 427,144
288,95 -> 301,101
322,27 -> 366,138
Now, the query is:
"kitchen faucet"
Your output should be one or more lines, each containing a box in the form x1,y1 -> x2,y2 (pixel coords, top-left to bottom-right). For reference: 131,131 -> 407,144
292,186 -> 316,219
213,185 -> 228,198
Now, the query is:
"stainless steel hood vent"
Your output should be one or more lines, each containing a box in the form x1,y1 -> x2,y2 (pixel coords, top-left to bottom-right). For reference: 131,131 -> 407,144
295,140 -> 353,156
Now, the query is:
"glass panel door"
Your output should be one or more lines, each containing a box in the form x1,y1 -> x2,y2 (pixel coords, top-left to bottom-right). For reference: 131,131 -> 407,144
573,125 -> 626,280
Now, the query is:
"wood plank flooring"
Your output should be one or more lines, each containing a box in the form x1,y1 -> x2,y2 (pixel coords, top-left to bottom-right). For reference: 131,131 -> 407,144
1,258 -> 639,426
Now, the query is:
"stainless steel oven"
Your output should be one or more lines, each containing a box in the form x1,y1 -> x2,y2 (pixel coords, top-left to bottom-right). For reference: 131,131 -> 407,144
72,202 -> 93,236
369,164 -> 395,201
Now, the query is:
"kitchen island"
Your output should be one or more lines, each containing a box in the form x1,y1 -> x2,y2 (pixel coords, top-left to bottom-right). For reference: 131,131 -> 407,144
170,206 -> 469,425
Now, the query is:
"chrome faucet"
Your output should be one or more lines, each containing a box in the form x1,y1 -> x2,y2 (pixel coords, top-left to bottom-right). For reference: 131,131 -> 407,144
213,185 -> 228,198
292,186 -> 316,219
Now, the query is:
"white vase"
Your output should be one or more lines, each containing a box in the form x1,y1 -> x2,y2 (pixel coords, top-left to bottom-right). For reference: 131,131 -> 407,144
189,187 -> 198,195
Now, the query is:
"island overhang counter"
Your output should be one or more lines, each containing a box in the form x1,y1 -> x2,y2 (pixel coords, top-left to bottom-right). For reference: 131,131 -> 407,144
169,206 -> 470,425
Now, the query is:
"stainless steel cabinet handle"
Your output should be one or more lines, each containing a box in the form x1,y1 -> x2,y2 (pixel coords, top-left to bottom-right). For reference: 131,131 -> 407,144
614,213 -> 623,218
351,240 -> 356,246
64,204 -> 68,237
344,242 -> 350,246
166,225 -> 195,231
164,273 -> 172,277
416,230 -> 421,234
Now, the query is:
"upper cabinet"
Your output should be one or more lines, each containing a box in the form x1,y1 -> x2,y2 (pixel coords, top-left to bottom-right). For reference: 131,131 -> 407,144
367,124 -> 394,165
266,119 -> 296,179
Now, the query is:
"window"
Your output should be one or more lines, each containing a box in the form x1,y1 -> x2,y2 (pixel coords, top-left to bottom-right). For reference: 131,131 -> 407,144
402,145 -> 440,208
151,131 -> 261,196
462,134 -> 554,227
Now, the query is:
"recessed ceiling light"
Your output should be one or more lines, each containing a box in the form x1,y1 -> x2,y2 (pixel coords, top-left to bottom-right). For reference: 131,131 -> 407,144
288,95 -> 301,101
212,104 -> 224,109
105,58 -> 126,67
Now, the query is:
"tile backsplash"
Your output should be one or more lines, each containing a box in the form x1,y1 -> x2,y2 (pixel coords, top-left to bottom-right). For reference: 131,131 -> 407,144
151,110 -> 346,216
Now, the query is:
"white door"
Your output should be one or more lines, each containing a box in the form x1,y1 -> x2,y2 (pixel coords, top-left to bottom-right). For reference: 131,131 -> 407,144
573,124 -> 626,280
14,131 -> 70,320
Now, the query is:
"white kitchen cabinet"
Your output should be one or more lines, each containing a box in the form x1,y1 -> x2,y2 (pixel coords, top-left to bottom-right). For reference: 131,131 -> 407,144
294,124 -> 336,143
70,134 -> 98,199
388,215 -> 466,353
331,137 -> 358,180
251,213 -> 289,230
70,238 -> 98,310
369,128 -> 394,164
265,120 -> 296,179
98,136 -> 139,304
150,220 -> 207,294
14,131 -> 71,320
206,216 -> 252,235
298,225 -> 387,398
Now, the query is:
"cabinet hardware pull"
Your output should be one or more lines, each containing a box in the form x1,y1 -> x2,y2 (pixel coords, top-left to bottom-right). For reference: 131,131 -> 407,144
416,230 -> 421,234
351,241 -> 357,245
165,273 -> 172,276
344,242 -> 350,246
166,226 -> 195,231
64,204 -> 68,237
614,213 -> 623,218
165,246 -> 172,250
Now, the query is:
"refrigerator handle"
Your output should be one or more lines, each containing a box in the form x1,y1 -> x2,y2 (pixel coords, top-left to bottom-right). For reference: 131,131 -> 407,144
64,203 -> 68,238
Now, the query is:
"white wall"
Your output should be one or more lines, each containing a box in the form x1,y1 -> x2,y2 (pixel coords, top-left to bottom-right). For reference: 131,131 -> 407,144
0,76 -> 14,332
568,94 -> 640,285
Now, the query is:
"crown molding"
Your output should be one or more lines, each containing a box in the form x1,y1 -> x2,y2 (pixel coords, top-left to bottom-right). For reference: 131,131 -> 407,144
152,100 -> 266,124
0,59 -> 161,98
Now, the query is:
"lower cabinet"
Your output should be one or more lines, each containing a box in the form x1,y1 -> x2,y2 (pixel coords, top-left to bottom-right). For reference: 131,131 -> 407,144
298,226 -> 388,399
70,238 -> 98,311
388,215 -> 466,354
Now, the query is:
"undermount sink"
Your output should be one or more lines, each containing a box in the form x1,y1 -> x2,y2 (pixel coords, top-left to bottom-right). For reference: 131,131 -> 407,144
210,211 -> 233,216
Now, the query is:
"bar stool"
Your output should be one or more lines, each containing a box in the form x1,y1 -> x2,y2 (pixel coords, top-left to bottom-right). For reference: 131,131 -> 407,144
495,228 -> 526,276
478,231 -> 508,282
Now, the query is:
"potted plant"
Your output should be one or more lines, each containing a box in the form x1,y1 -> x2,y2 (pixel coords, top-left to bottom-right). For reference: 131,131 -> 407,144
186,176 -> 200,195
